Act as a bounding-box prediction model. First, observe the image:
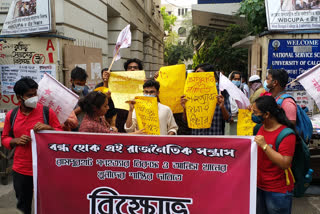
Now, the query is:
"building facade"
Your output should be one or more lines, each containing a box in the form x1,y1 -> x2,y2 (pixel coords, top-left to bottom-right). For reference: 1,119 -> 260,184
0,0 -> 164,77
161,2 -> 191,41
192,0 -> 243,30
161,1 -> 193,68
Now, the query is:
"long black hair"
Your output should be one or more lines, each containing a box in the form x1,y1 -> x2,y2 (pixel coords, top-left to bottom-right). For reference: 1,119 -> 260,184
255,96 -> 297,133
78,91 -> 107,117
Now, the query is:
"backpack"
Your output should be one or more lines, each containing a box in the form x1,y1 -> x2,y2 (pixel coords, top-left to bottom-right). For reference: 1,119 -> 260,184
6,106 -> 49,159
277,94 -> 313,144
275,128 -> 311,198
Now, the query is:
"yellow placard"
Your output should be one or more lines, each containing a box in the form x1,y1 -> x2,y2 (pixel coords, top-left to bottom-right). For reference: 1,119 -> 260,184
109,71 -> 146,110
94,87 -> 109,94
184,72 -> 217,129
134,96 -> 160,135
157,64 -> 186,114
237,109 -> 257,136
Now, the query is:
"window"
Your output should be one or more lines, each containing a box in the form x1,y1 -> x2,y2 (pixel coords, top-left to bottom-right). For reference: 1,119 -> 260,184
178,8 -> 180,16
178,27 -> 186,37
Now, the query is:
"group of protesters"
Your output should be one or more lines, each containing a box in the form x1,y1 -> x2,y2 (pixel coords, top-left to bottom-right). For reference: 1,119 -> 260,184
1,57 -> 298,214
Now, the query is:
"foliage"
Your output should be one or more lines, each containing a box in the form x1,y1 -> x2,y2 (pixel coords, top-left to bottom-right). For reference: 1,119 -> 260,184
165,41 -> 193,65
187,25 -> 216,51
165,31 -> 179,46
238,0 -> 267,34
192,24 -> 248,76
160,7 -> 177,32
161,8 -> 193,65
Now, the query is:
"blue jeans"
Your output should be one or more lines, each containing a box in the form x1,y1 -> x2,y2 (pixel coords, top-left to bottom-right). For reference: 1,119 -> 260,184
256,188 -> 293,214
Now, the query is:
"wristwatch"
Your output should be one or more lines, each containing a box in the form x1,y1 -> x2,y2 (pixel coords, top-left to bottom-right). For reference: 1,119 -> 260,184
262,144 -> 268,151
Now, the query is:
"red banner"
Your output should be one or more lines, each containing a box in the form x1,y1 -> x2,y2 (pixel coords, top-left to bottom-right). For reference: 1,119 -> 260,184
31,131 -> 257,214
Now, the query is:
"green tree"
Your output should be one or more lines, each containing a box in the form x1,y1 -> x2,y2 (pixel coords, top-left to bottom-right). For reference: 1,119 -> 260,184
238,0 -> 267,34
191,24 -> 248,76
161,7 -> 177,32
161,8 -> 193,65
165,41 -> 193,65
187,25 -> 216,51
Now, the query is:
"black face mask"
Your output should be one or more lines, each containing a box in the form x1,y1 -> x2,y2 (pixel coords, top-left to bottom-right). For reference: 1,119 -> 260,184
251,114 -> 264,124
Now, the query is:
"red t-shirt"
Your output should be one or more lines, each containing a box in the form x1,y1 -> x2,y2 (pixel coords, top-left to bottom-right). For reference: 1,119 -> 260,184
1,104 -> 62,176
257,125 -> 296,193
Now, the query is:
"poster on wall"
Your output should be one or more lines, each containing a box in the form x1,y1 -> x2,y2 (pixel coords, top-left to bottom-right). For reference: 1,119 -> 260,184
63,45 -> 103,90
265,0 -> 320,30
31,131 -> 257,214
0,64 -> 56,95
268,39 -> 320,90
0,38 -> 58,110
1,0 -> 52,35
287,90 -> 315,115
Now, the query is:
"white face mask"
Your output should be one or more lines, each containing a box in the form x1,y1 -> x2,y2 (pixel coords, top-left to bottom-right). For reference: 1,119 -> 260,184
23,96 -> 38,108
144,94 -> 157,97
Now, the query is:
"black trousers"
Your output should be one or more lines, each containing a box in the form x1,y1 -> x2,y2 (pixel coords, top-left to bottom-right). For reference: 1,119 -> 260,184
12,170 -> 33,214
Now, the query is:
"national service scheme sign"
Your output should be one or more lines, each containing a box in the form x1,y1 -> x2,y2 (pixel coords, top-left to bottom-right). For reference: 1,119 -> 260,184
268,39 -> 320,90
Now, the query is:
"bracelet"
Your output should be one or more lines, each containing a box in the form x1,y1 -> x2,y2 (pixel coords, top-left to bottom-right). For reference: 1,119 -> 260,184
262,144 -> 268,151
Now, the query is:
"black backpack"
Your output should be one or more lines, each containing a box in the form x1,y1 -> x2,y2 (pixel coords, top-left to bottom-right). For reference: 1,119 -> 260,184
274,128 -> 311,197
254,124 -> 311,197
6,106 -> 49,159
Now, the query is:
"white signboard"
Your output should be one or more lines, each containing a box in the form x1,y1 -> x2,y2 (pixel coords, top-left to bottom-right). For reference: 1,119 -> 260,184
0,64 -> 56,95
1,0 -> 52,35
265,0 -> 320,30
38,73 -> 79,124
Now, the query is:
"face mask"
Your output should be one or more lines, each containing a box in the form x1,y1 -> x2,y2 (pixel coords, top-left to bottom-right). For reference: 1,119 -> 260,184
23,96 -> 38,109
73,85 -> 85,94
251,113 -> 264,124
232,80 -> 241,87
263,80 -> 270,92
251,82 -> 262,91
144,94 -> 156,97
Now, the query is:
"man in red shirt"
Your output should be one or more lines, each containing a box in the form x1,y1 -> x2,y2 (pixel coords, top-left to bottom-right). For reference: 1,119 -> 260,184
1,77 -> 62,214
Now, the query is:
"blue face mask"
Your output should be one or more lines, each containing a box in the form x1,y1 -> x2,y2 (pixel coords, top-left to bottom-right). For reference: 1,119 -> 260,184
73,85 -> 85,94
144,94 -> 156,97
263,80 -> 270,92
232,80 -> 241,87
251,114 -> 264,124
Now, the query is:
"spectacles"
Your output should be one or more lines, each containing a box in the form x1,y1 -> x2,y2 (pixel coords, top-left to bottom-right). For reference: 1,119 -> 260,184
128,66 -> 139,70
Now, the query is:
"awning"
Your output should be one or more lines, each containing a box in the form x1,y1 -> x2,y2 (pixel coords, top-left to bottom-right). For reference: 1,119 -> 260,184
232,36 -> 256,48
191,3 -> 244,31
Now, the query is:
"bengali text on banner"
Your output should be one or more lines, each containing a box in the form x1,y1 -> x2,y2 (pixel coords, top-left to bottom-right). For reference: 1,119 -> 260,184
31,131 -> 257,214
